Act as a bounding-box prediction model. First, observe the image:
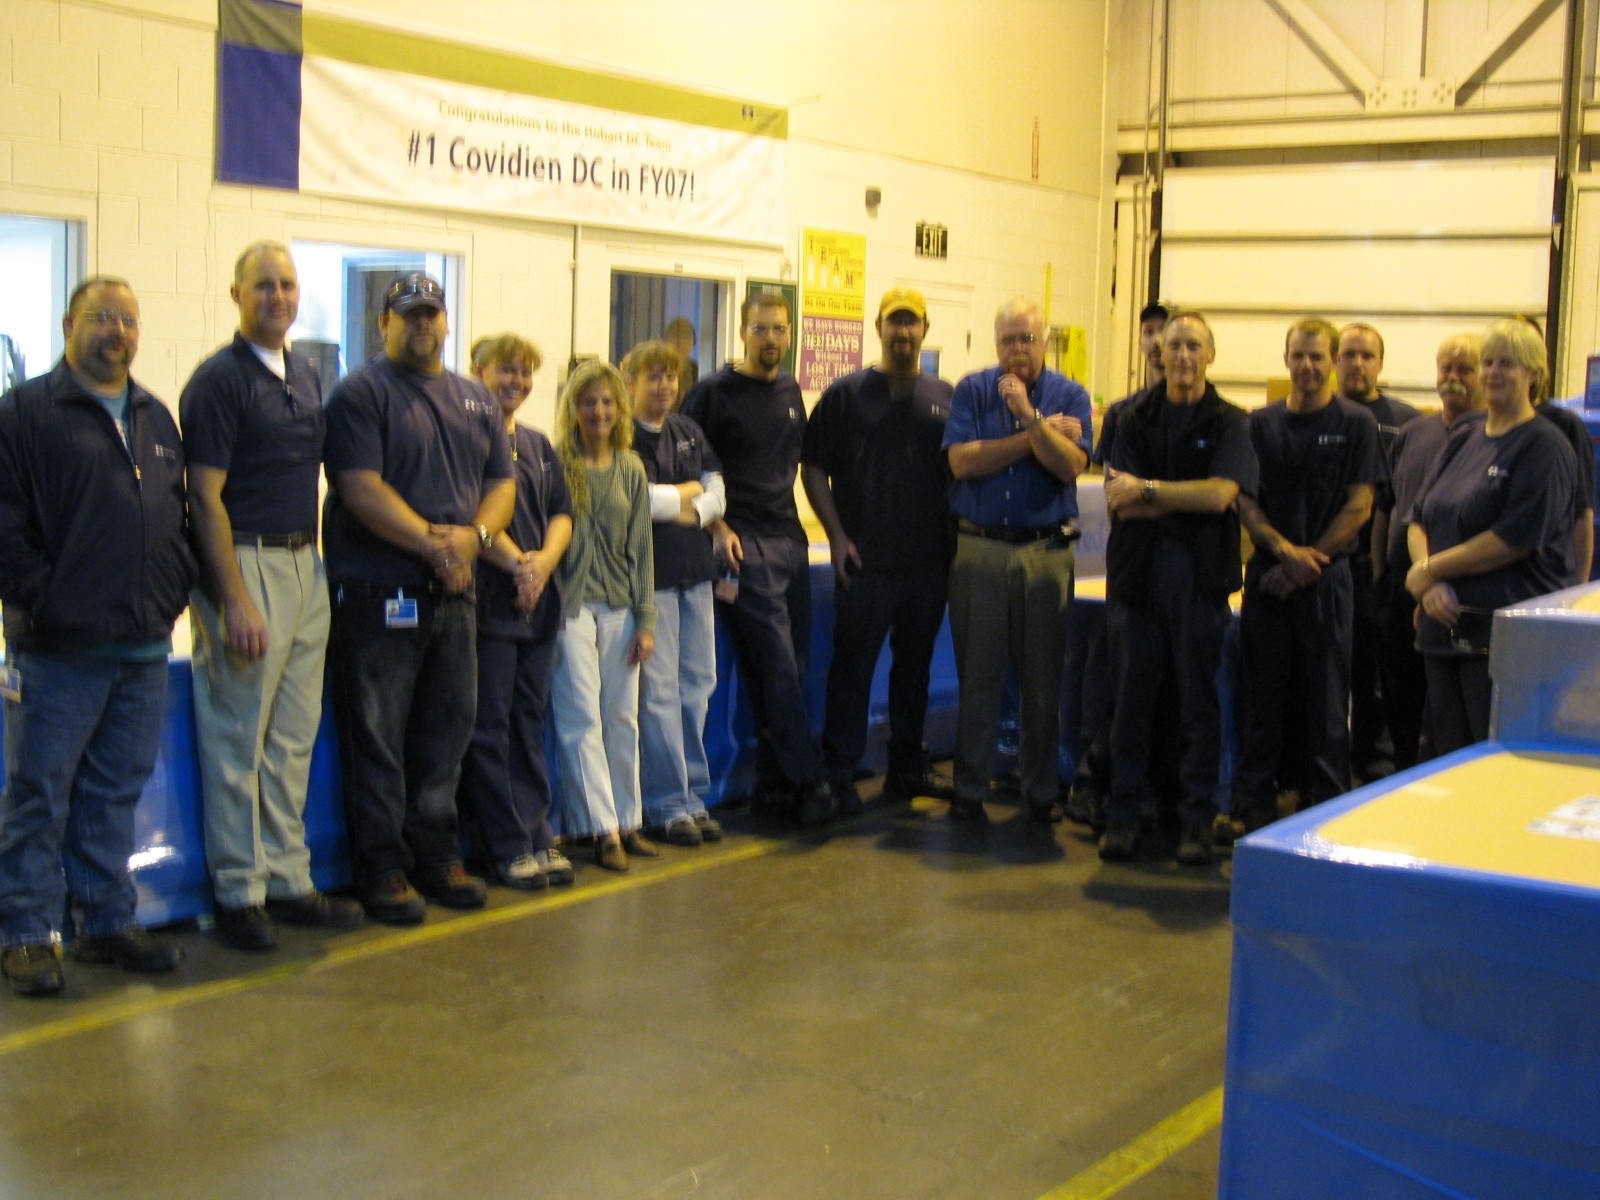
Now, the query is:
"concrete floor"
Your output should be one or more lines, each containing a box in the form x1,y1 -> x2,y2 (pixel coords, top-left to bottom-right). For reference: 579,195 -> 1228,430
0,784 -> 1233,1200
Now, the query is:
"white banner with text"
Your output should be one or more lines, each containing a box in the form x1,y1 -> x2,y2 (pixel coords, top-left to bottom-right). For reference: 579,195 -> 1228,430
299,58 -> 785,244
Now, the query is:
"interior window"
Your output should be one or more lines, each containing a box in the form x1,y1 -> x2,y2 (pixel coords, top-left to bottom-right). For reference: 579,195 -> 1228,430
289,241 -> 463,394
0,215 -> 85,391
609,271 -> 725,396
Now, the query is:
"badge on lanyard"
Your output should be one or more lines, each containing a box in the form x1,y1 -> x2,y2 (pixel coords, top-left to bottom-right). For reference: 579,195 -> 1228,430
385,589 -> 420,629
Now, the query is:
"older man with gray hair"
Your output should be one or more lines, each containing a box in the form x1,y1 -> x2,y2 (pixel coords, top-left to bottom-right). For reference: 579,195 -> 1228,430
941,298 -> 1091,826
1370,332 -> 1486,771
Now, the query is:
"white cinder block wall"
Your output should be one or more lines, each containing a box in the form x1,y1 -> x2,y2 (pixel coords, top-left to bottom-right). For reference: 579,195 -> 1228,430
0,0 -> 1119,437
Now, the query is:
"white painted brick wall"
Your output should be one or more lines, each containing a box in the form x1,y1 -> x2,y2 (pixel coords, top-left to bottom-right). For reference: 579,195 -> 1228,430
3,0 -> 1114,411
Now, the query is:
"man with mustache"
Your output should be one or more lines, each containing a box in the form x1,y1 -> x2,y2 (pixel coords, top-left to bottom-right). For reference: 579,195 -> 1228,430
942,298 -> 1091,826
181,242 -> 364,951
1337,323 -> 1419,782
683,292 -> 835,825
801,287 -> 953,810
1230,319 -> 1382,840
322,272 -> 515,923
1371,334 -> 1486,771
0,276 -> 195,995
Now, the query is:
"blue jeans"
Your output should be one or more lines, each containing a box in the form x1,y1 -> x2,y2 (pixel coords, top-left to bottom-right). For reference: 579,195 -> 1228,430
640,581 -> 717,827
329,584 -> 477,888
0,652 -> 168,947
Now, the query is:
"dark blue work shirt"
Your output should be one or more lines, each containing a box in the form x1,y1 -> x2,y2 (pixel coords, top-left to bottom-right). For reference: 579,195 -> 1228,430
323,355 -> 512,586
180,332 -> 324,535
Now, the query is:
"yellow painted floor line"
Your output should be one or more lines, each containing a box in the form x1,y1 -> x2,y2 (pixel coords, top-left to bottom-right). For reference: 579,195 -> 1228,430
1037,1085 -> 1226,1200
0,835 -> 785,1058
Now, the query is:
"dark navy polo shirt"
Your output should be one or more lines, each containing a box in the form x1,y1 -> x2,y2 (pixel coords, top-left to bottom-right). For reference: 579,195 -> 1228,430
323,355 -> 513,586
633,411 -> 720,591
179,332 -> 324,535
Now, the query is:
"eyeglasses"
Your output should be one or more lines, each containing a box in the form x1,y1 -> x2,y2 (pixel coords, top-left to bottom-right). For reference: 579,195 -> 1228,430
748,323 -> 789,338
998,333 -> 1039,348
81,309 -> 140,331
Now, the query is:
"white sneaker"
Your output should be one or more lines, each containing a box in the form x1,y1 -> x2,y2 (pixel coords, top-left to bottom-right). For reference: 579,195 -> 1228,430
499,854 -> 549,891
536,848 -> 574,886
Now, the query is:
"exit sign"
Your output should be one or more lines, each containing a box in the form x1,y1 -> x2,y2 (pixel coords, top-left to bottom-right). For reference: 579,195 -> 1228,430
916,222 -> 948,259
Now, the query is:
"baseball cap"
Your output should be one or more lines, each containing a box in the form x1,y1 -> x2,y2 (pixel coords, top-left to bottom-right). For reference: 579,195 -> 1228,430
385,272 -> 446,315
879,286 -> 927,321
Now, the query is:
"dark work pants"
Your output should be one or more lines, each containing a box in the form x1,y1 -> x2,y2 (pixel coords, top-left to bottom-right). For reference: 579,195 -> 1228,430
1231,559 -> 1354,825
330,584 -> 476,888
1424,654 -> 1492,755
1376,572 -> 1429,770
719,534 -> 822,789
1106,538 -> 1230,833
458,630 -> 557,870
821,563 -> 948,785
1349,556 -> 1386,770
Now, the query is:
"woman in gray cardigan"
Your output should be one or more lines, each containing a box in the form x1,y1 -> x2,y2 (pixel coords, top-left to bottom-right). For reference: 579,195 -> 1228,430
550,360 -> 658,871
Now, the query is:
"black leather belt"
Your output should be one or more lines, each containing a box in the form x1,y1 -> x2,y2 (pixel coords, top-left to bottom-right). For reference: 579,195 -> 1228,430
234,530 -> 315,550
957,519 -> 1066,545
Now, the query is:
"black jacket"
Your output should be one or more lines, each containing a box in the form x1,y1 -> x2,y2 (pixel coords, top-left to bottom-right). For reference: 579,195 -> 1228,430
0,359 -> 195,652
1106,382 -> 1249,605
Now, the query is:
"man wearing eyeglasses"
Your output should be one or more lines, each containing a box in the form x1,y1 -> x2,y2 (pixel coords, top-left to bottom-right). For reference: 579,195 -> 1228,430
322,272 -> 515,924
682,292 -> 835,826
942,298 -> 1091,826
801,287 -> 953,810
0,276 -> 196,996
180,242 -> 363,951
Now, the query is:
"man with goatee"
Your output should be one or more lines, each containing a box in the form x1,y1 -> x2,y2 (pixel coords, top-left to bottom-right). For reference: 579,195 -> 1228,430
802,287 -> 953,810
322,272 -> 514,924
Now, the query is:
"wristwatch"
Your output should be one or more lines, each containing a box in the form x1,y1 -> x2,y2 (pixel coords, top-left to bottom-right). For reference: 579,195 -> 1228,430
476,523 -> 494,551
1141,479 -> 1157,503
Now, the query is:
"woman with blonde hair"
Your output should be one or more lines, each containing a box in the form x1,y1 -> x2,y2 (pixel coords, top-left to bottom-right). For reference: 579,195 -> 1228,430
1404,317 -> 1579,752
551,360 -> 658,870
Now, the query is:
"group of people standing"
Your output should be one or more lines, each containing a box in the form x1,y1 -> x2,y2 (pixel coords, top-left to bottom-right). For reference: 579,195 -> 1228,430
1087,305 -> 1590,864
1,245 -> 1589,1000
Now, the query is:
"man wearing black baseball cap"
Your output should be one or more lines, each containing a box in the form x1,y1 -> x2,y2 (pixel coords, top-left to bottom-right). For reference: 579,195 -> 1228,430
323,271 -> 515,923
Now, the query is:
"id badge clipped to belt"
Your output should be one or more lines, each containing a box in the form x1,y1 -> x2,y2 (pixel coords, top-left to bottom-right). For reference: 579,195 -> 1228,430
384,588 -> 420,630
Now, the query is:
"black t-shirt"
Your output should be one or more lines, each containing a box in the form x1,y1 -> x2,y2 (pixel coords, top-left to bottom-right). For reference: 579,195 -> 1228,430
800,367 -> 952,569
1362,390 -> 1422,459
633,411 -> 721,591
179,333 -> 324,535
1414,416 -> 1577,652
323,355 -> 513,585
681,365 -> 806,544
1247,398 -> 1382,565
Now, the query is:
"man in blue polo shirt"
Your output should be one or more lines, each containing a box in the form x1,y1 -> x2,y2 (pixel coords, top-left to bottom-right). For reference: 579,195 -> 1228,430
323,272 -> 515,924
942,298 -> 1091,825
